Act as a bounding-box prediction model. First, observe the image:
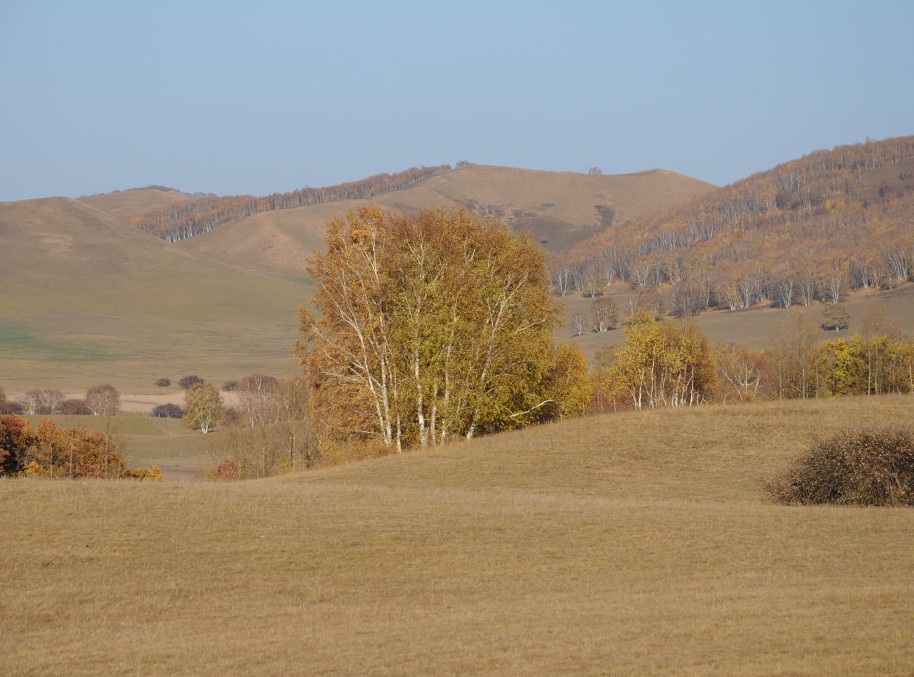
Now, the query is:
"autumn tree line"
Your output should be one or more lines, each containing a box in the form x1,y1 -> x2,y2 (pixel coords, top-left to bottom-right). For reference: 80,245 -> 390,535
553,137 -> 914,316
135,165 -> 454,243
295,206 -> 914,461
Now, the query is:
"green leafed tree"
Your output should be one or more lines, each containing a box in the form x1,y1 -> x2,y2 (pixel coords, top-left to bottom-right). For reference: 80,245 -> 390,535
822,303 -> 850,331
182,382 -> 224,434
298,205 -> 559,452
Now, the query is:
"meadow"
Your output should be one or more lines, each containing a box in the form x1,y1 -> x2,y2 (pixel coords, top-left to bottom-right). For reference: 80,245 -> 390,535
3,395 -> 914,674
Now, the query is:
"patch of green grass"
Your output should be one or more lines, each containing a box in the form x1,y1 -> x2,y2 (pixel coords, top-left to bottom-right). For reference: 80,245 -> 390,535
0,324 -> 109,362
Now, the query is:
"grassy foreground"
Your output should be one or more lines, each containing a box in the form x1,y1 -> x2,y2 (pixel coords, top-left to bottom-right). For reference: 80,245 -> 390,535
3,396 -> 914,674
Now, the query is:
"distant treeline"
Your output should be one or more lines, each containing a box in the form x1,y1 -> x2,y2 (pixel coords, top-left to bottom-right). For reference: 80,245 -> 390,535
134,165 -> 454,243
555,137 -> 914,315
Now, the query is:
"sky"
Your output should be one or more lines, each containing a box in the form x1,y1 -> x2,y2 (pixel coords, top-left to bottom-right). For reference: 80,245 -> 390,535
2,1 -> 913,201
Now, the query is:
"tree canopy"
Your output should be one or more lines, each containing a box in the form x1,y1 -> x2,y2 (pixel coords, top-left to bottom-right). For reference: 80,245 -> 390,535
298,206 -> 563,451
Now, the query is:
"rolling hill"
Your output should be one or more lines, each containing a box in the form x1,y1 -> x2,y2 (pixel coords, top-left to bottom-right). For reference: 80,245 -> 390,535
177,165 -> 714,275
0,197 -> 314,392
79,186 -> 200,221
78,165 -> 714,276
565,137 -> 914,316
4,395 -> 914,673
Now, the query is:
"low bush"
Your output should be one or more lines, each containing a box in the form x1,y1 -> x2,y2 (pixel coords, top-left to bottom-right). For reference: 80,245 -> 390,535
151,403 -> 184,419
179,375 -> 204,390
123,467 -> 164,481
59,398 -> 92,415
768,426 -> 914,506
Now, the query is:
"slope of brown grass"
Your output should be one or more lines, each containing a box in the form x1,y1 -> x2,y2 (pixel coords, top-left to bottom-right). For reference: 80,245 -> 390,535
3,396 -> 913,674
179,165 -> 715,275
79,188 -> 198,221
0,198 -> 313,392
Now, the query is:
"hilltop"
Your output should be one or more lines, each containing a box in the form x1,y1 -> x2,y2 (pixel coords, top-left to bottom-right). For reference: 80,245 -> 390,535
0,197 -> 313,391
84,164 -> 714,276
79,186 -> 200,221
176,165 -> 712,275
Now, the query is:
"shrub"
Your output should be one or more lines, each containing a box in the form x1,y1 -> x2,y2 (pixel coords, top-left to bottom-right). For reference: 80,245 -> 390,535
151,403 -> 184,419
59,398 -> 92,415
179,375 -> 204,390
4,401 -> 24,415
208,459 -> 240,481
155,377 -> 171,388
222,380 -> 238,392
768,426 -> 914,506
123,467 -> 164,481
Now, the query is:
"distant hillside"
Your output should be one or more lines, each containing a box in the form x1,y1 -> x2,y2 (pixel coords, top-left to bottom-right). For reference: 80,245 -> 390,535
132,165 -> 453,242
80,186 -> 200,221
178,165 -> 714,275
564,136 -> 914,315
0,198 -> 313,391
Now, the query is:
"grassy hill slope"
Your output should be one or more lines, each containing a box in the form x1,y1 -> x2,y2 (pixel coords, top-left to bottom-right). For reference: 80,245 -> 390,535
0,198 -> 313,392
79,187 -> 199,221
3,396 -> 913,674
178,165 -> 714,275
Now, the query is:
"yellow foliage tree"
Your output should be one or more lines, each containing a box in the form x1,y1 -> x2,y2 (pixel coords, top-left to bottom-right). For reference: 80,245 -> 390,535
299,206 -> 559,451
601,311 -> 717,409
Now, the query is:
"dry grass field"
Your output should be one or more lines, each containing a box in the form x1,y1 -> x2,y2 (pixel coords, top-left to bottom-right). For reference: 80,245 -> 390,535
4,396 -> 914,674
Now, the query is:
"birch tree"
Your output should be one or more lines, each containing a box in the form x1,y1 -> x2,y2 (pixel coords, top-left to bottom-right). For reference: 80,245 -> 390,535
299,206 -> 559,451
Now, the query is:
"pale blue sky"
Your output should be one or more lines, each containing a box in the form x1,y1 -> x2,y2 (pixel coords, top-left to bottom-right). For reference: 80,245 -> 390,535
2,1 -> 912,200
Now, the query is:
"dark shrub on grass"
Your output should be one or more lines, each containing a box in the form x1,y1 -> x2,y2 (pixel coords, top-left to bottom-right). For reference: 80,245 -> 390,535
59,398 -> 92,415
768,426 -> 914,506
151,403 -> 184,419
178,375 -> 204,390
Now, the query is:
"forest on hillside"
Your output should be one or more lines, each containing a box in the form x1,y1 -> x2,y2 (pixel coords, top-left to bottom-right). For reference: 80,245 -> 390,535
554,137 -> 914,314
134,164 -> 454,242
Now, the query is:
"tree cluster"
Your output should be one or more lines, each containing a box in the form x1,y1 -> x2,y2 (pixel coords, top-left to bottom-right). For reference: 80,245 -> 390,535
13,385 -> 120,417
299,206 -> 585,452
595,312 -> 718,409
209,375 -> 317,478
0,415 -> 127,478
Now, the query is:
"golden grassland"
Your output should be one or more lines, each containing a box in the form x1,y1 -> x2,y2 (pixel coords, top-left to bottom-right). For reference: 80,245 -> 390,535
3,396 -> 914,674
